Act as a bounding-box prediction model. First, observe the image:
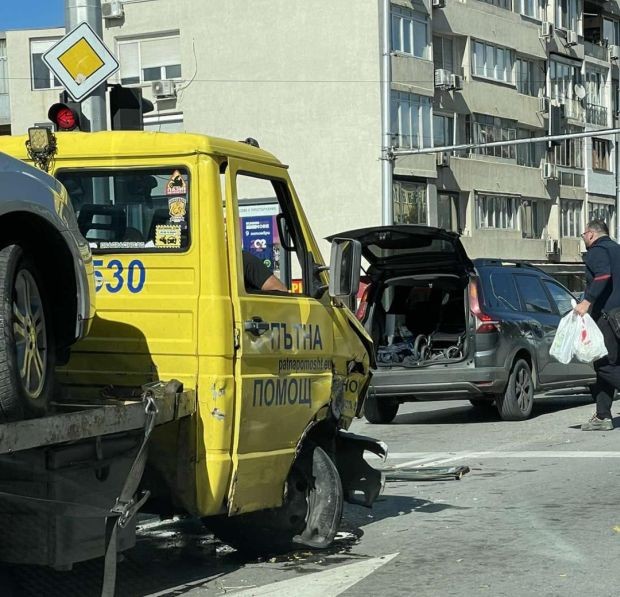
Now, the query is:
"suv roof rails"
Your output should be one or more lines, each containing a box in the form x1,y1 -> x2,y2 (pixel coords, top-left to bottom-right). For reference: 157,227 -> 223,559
474,258 -> 546,274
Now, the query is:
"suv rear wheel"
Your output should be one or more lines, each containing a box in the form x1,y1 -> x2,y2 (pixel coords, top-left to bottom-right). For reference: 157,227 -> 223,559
364,394 -> 399,424
496,358 -> 534,421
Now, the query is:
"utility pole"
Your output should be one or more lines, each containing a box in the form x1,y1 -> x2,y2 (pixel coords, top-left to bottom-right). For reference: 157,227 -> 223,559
380,0 -> 392,226
65,0 -> 106,131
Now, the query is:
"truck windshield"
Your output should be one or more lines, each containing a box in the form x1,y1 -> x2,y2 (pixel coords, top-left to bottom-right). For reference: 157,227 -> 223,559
56,167 -> 190,252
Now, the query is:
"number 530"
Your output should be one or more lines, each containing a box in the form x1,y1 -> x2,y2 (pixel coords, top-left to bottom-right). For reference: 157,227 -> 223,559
93,259 -> 146,294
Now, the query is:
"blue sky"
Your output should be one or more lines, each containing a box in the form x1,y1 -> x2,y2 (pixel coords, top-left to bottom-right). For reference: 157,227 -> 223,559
1,0 -> 64,31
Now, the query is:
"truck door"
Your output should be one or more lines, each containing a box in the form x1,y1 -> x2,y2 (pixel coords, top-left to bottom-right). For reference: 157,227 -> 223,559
224,158 -> 335,514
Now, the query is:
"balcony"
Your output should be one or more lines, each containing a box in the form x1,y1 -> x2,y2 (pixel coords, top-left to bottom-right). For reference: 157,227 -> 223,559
584,40 -> 609,62
561,98 -> 585,123
586,102 -> 608,126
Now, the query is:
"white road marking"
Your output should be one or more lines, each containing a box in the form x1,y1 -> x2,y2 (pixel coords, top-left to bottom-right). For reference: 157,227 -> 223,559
368,451 -> 620,465
228,553 -> 399,596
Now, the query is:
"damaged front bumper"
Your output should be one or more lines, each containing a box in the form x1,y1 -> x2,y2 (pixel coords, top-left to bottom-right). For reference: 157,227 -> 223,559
335,430 -> 387,507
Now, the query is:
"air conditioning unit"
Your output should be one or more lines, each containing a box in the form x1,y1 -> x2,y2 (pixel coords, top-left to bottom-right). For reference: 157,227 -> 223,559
436,151 -> 450,167
101,0 -> 124,19
449,74 -> 463,91
545,238 -> 560,255
566,30 -> 578,47
151,79 -> 176,99
540,21 -> 553,39
541,162 -> 558,180
610,44 -> 620,61
432,0 -> 446,7
538,97 -> 549,113
434,68 -> 451,88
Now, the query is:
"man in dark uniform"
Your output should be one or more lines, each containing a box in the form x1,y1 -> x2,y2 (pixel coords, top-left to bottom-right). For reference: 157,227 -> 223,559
574,219 -> 620,430
242,250 -> 287,292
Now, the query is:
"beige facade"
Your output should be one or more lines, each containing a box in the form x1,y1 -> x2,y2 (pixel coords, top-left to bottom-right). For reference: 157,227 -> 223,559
1,0 -> 619,266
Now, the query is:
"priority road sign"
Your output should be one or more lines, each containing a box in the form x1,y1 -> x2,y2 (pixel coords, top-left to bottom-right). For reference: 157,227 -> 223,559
42,22 -> 119,102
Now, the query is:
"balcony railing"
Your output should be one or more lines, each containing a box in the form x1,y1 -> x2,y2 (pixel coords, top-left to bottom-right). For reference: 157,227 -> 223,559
584,40 -> 609,62
586,102 -> 608,126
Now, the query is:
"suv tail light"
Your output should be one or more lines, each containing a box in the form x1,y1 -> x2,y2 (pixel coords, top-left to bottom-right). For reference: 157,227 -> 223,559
356,283 -> 370,321
468,279 -> 499,333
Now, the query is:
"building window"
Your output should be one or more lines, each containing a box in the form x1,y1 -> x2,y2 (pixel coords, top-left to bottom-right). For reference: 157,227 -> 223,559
438,193 -> 459,232
117,34 -> 182,85
592,139 -> 611,171
393,180 -> 427,225
476,194 -> 518,229
560,199 -> 583,237
30,39 -> 62,90
520,199 -> 542,239
588,201 -> 615,237
516,128 -> 545,167
433,36 -> 454,73
468,114 -> 516,159
549,59 -> 582,103
390,92 -> 432,149
480,0 -> 511,9
515,0 -> 542,19
515,58 -> 542,96
433,114 -> 453,148
556,0 -> 579,32
551,126 -> 583,169
472,40 -> 513,83
584,68 -> 608,126
143,113 -> 184,132
391,6 -> 430,60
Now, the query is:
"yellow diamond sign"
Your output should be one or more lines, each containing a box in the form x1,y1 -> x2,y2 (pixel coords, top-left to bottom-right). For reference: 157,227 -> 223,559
43,22 -> 119,101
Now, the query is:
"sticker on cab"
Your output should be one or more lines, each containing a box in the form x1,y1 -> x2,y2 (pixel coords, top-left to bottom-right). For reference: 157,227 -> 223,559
155,224 -> 181,248
168,196 -> 187,223
166,170 -> 187,195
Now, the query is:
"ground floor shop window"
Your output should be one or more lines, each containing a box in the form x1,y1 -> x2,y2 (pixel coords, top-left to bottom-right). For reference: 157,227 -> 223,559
393,180 -> 427,224
476,193 -> 518,229
560,199 -> 583,237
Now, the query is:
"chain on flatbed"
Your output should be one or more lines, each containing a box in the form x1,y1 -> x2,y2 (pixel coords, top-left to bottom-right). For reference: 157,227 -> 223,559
0,385 -> 196,455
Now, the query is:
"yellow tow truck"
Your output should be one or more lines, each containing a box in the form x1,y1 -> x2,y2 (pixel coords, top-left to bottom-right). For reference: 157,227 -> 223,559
0,129 -> 384,591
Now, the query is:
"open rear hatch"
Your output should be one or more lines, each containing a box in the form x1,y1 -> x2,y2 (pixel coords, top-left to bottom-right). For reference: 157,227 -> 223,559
330,225 -> 474,369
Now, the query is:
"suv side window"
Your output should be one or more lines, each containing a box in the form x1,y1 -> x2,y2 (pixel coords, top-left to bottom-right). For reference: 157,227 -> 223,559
488,272 -> 521,311
543,280 -> 575,315
514,275 -> 554,314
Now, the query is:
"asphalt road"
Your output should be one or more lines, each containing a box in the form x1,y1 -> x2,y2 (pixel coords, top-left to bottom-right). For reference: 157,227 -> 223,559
9,391 -> 620,597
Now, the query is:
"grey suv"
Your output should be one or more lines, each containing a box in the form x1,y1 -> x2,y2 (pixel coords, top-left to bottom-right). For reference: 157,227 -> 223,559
339,225 -> 594,423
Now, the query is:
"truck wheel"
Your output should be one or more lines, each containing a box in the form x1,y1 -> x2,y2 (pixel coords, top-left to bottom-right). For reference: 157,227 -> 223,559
205,444 -> 343,555
364,393 -> 398,424
0,245 -> 54,422
496,359 -> 533,421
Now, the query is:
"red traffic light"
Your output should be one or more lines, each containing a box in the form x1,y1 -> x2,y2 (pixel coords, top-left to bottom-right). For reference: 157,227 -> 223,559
48,102 -> 81,131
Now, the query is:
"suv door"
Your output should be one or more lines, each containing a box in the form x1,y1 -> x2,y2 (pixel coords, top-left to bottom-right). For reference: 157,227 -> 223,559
542,278 -> 595,381
513,274 -> 559,384
224,158 -> 335,515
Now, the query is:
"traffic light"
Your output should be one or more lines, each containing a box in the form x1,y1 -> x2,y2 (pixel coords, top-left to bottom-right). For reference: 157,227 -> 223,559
109,84 -> 154,130
48,94 -> 84,131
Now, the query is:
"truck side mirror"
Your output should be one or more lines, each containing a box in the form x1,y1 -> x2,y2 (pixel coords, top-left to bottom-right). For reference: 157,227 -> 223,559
329,238 -> 362,301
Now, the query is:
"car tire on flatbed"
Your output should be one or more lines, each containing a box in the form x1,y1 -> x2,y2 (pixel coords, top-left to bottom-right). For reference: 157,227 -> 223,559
363,393 -> 399,424
0,245 -> 55,422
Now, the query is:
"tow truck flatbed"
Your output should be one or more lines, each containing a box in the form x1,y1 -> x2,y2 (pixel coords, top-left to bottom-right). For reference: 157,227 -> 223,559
0,384 -> 196,455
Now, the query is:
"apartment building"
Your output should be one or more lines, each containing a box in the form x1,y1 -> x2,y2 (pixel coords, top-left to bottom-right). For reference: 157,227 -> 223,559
1,0 -> 619,270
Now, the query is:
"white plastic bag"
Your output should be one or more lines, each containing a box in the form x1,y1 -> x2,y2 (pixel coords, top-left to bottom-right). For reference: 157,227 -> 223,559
550,311 -> 581,364
573,314 -> 608,363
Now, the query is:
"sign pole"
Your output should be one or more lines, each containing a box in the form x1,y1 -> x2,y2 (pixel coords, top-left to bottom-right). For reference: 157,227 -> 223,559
65,0 -> 106,131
